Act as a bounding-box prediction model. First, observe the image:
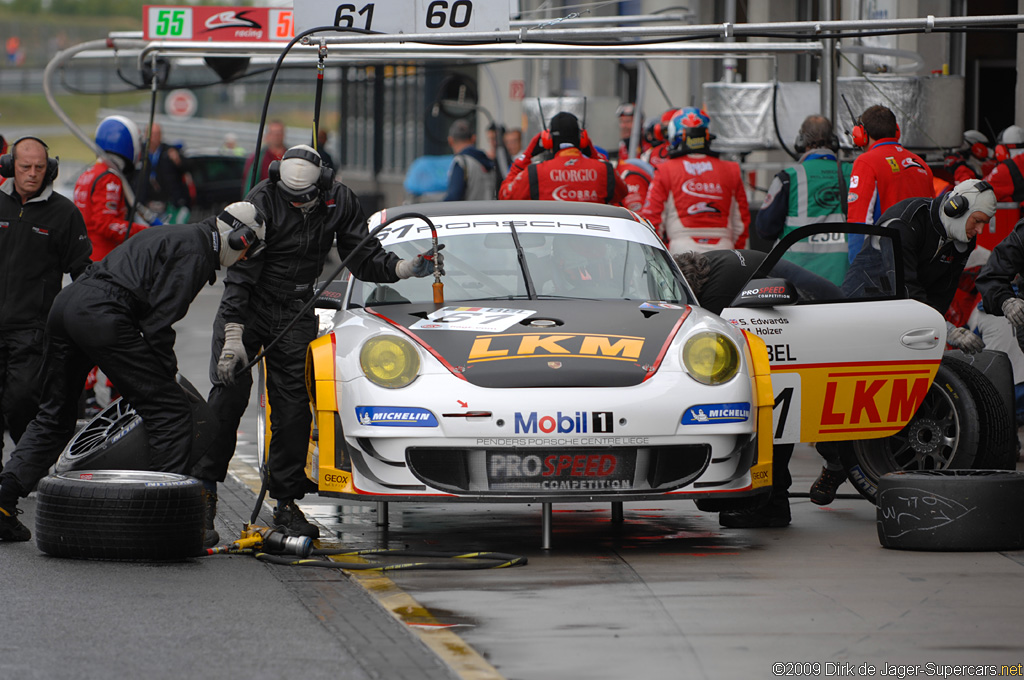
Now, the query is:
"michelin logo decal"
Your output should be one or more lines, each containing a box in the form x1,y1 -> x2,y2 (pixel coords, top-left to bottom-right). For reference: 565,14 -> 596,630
682,402 -> 751,425
355,407 -> 438,427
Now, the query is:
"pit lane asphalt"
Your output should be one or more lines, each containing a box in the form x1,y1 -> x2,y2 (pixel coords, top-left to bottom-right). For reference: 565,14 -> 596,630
5,281 -> 1024,679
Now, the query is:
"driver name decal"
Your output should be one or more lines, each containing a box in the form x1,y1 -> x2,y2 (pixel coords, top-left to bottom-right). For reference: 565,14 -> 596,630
468,333 -> 644,363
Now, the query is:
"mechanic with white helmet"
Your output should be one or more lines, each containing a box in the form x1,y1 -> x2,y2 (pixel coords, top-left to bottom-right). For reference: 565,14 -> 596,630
814,178 -> 997,506
943,129 -> 993,185
639,107 -> 750,254
73,115 -> 148,262
192,144 -> 442,545
0,202 -> 266,542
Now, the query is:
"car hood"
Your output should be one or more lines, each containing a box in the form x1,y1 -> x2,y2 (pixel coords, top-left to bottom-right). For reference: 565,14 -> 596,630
365,299 -> 690,388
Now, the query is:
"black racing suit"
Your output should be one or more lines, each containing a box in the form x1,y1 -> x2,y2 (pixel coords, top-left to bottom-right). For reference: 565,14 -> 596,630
0,180 -> 91,465
976,218 -> 1024,316
192,179 -> 401,502
0,221 -> 221,500
881,197 -> 975,314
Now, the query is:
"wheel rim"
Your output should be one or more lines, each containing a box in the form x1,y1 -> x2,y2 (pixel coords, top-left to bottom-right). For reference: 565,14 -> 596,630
66,399 -> 139,459
55,470 -> 192,484
861,382 -> 960,478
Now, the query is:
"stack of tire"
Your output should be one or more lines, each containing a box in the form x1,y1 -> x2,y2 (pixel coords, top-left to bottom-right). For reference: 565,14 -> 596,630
35,377 -> 215,560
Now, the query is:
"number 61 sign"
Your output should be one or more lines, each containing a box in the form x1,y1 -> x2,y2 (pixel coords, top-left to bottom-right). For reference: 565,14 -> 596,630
294,0 -> 510,35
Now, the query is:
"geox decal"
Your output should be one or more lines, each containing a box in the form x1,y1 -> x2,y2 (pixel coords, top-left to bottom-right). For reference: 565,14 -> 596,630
469,333 -> 644,363
682,402 -> 751,424
514,411 -> 614,434
355,406 -> 438,427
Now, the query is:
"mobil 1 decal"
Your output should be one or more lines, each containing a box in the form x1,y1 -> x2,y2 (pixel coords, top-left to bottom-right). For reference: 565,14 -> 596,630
514,410 -> 614,434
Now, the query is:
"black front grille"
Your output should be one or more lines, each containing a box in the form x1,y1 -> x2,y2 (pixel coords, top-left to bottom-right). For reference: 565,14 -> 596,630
406,444 -> 711,495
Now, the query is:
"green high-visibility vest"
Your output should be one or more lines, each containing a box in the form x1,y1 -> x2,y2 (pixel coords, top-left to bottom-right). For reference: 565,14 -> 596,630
779,157 -> 853,286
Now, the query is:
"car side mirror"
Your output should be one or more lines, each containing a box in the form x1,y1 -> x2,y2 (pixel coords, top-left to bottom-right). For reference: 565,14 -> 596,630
730,278 -> 799,308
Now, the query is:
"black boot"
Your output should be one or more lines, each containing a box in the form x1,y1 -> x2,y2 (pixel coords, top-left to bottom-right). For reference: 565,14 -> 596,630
202,488 -> 220,548
809,467 -> 846,506
0,505 -> 31,542
719,493 -> 791,528
273,500 -> 319,539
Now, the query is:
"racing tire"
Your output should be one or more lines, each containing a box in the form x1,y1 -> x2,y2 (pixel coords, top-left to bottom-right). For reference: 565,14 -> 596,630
943,354 -> 1017,471
841,361 -> 981,504
35,470 -> 204,560
876,470 -> 1024,551
56,375 -> 216,474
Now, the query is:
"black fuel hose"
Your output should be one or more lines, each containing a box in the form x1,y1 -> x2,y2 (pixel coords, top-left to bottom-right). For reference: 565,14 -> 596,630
221,547 -> 527,571
242,211 -> 439,525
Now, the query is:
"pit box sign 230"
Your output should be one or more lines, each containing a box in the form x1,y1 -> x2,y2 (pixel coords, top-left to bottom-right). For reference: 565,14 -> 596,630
143,6 -> 294,42
294,0 -> 511,35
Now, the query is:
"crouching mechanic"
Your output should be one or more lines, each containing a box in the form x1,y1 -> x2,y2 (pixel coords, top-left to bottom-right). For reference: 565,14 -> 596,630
192,144 -> 443,545
0,202 -> 265,542
812,179 -> 996,506
499,111 -> 627,206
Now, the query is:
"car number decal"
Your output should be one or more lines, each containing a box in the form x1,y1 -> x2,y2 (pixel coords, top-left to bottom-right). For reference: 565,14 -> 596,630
410,306 -> 535,332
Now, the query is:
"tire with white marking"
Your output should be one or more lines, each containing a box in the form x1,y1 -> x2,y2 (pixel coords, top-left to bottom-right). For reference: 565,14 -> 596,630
876,470 -> 1024,551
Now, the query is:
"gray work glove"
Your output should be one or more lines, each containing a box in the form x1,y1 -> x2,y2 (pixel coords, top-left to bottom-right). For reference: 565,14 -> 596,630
216,322 -> 247,384
1002,297 -> 1024,329
945,322 -> 985,355
395,244 -> 446,279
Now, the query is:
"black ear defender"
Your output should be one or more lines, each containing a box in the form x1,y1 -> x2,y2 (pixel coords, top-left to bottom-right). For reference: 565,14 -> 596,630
221,204 -> 267,257
0,136 -> 59,184
942,180 -> 993,218
268,146 -> 334,192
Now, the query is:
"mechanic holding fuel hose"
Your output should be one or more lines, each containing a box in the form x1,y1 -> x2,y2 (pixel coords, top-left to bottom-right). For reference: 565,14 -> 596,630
192,144 -> 442,547
0,202 -> 266,542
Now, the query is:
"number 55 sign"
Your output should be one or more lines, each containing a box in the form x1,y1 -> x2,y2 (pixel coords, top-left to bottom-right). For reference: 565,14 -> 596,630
294,0 -> 510,35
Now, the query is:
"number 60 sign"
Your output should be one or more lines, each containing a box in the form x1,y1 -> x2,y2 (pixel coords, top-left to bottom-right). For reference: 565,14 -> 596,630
294,0 -> 510,35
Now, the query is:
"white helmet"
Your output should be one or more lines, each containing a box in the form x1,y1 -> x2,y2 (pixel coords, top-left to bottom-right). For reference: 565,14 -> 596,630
216,201 -> 266,267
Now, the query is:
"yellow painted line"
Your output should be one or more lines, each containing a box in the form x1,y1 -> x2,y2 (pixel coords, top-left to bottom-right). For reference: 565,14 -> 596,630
227,457 -> 505,680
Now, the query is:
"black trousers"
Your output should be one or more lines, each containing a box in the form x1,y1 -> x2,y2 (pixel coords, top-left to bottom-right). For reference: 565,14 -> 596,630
0,281 -> 192,498
0,326 -> 45,464
191,294 -> 316,502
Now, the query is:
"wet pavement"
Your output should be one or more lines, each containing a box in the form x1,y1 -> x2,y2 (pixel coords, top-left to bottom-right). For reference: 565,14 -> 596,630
3,282 -> 1023,679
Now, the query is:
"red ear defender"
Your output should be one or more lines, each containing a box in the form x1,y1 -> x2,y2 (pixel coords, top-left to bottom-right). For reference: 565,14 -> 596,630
852,122 -> 868,148
895,123 -> 901,141
580,129 -> 590,148
540,129 -> 553,150
970,142 -> 989,160
996,144 -> 1012,162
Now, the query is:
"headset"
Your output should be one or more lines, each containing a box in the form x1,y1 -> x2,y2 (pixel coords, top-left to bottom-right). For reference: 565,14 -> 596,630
268,146 -> 334,200
941,180 -> 993,219
219,204 -> 267,258
851,117 -> 900,148
539,99 -> 590,151
794,128 -> 841,155
995,143 -> 1021,162
0,136 -> 59,184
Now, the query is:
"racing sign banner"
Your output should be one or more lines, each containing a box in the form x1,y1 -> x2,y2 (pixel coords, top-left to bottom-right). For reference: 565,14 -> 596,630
143,6 -> 294,42
294,0 -> 510,36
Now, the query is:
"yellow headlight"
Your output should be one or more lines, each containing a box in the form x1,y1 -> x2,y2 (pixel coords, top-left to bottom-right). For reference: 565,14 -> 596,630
359,335 -> 420,389
682,332 -> 740,385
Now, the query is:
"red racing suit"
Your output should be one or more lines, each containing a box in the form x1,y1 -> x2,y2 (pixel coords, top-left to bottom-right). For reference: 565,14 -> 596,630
982,154 -> 1024,250
845,138 -> 933,261
499,147 -> 627,205
73,160 -> 147,261
639,153 -> 750,253
618,160 -> 655,213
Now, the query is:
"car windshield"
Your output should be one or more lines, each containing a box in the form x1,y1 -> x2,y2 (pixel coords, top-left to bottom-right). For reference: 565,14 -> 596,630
352,228 -> 689,306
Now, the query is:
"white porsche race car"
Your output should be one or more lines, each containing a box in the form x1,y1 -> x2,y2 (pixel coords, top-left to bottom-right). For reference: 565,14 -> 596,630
302,201 -> 776,505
